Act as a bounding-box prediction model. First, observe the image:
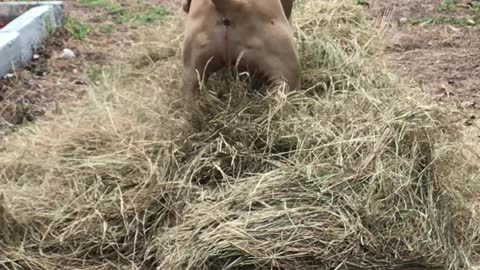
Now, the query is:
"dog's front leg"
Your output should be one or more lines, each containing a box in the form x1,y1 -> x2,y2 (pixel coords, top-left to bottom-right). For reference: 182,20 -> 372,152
182,67 -> 200,106
181,68 -> 205,129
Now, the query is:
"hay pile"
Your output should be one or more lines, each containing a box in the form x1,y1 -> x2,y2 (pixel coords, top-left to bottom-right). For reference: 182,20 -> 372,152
1,0 -> 479,269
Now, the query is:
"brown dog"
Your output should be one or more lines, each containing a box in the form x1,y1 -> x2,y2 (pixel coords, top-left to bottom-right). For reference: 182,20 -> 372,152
181,0 -> 300,103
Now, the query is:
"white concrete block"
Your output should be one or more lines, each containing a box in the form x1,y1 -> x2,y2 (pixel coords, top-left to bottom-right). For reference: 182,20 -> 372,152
0,2 -> 63,77
0,32 -> 21,77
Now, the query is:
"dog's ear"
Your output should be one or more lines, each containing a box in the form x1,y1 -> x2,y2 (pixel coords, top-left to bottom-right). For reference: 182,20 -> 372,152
183,0 -> 192,13
280,0 -> 294,20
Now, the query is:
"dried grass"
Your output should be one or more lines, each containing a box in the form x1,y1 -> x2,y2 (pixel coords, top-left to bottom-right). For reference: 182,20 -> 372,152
0,0 -> 479,269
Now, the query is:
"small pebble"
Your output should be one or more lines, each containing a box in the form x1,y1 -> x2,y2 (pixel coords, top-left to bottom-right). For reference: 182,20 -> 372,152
61,48 -> 76,58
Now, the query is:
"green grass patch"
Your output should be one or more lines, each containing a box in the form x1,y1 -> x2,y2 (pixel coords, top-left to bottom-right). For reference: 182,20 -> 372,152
79,0 -> 170,25
471,1 -> 480,11
79,0 -> 124,13
64,16 -> 91,40
437,0 -> 457,11
131,7 -> 170,24
409,15 -> 476,27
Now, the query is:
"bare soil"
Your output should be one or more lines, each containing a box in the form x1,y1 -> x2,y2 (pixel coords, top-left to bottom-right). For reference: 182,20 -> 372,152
369,0 -> 480,109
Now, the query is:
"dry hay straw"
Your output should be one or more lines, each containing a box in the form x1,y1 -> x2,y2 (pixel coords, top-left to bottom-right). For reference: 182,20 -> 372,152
1,0 -> 480,269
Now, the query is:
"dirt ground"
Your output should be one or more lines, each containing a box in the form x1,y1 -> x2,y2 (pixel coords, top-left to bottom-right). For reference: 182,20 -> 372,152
369,0 -> 480,109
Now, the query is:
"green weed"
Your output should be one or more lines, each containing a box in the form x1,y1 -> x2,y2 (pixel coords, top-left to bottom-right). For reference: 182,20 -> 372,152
64,16 -> 91,40
437,0 -> 456,11
42,14 -> 54,35
355,0 -> 369,6
131,7 -> 170,24
79,0 -> 170,25
409,16 -> 476,26
471,1 -> 480,11
79,0 -> 125,13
